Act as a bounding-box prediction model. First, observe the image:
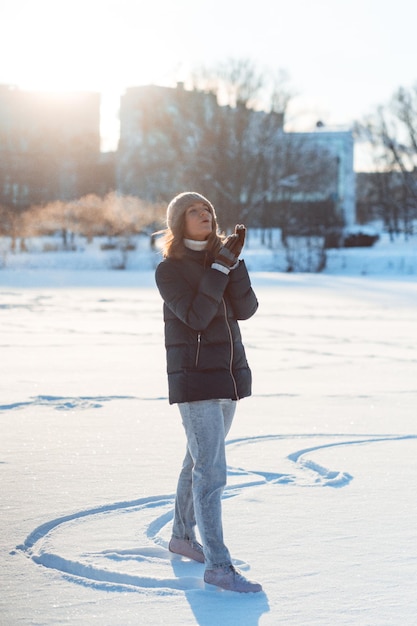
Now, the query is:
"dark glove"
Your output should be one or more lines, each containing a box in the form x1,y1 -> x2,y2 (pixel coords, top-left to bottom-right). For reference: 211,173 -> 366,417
230,224 -> 246,257
215,224 -> 246,269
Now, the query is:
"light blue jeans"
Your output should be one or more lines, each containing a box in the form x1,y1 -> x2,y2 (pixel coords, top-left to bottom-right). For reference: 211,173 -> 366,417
172,398 -> 236,569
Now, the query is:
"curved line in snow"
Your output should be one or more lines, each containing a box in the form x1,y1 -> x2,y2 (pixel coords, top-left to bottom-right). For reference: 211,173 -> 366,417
15,433 -> 417,593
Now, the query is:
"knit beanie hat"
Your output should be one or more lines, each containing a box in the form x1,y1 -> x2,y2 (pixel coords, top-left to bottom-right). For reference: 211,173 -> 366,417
166,191 -> 216,231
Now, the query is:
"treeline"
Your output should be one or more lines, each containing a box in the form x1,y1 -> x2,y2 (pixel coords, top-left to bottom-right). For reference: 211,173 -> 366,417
118,59 -> 342,233
0,192 -> 166,251
1,58 -> 416,270
357,83 -> 417,237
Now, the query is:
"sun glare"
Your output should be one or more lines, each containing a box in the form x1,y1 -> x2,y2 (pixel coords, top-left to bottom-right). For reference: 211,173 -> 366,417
3,0 -> 191,95
1,0 -> 201,151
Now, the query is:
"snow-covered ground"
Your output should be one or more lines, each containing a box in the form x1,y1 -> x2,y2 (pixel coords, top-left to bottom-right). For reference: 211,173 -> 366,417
1,235 -> 417,625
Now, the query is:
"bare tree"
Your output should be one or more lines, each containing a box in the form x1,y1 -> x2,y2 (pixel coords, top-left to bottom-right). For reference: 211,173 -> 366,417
117,57 -> 343,257
187,58 -> 291,229
358,83 -> 417,237
0,204 -> 29,251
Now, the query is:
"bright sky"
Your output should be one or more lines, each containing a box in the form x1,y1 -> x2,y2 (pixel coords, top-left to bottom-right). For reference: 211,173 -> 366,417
1,0 -> 416,165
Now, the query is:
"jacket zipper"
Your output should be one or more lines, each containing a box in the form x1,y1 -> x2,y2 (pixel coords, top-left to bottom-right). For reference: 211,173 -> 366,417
195,332 -> 201,367
222,298 -> 239,400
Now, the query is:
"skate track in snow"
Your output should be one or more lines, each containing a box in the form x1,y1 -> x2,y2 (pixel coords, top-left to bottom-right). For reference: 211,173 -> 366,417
15,431 -> 417,594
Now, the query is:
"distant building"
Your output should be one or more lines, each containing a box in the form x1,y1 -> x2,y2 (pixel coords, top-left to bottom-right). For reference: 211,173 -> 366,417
117,83 -> 355,227
0,85 -> 108,209
291,126 -> 356,226
117,83 -> 220,201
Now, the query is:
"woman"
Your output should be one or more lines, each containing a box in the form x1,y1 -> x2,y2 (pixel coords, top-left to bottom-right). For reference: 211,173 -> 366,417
155,191 -> 262,593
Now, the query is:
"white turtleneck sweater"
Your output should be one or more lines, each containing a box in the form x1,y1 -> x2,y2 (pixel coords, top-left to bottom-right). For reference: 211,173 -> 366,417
183,238 -> 208,252
183,238 -> 234,274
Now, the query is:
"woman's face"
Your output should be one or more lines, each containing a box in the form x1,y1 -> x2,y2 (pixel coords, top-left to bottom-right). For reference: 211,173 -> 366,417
184,202 -> 213,241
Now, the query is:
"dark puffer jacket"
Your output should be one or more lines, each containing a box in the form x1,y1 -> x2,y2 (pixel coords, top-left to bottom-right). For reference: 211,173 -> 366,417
155,248 -> 258,404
